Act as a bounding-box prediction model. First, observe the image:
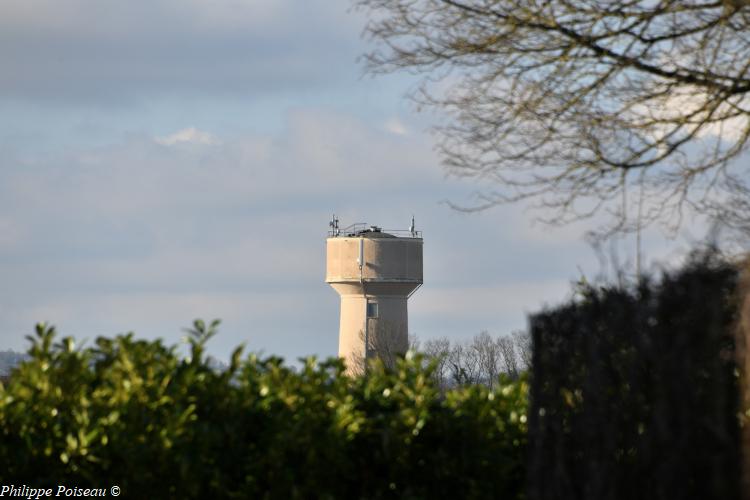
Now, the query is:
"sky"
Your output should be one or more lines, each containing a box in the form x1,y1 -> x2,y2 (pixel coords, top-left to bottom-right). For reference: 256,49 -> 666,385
0,0 -> 706,362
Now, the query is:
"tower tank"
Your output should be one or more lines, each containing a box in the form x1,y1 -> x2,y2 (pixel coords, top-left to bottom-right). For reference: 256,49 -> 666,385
325,217 -> 423,373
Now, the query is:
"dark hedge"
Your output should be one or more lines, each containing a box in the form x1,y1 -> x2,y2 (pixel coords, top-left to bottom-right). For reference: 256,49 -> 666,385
528,253 -> 742,500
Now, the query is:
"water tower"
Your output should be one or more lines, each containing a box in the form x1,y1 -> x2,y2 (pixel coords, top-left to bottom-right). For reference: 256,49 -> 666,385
325,216 -> 423,373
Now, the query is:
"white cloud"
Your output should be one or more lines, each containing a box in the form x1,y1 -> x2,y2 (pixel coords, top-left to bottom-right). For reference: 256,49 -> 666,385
384,118 -> 409,135
631,85 -> 749,142
155,127 -> 219,146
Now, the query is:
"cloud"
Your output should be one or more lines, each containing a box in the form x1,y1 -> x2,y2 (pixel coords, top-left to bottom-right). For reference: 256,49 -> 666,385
0,105 -> 697,360
155,127 -> 219,146
384,118 -> 409,136
2,0 -> 706,364
415,281 -> 571,318
0,0 -> 363,102
631,85 -> 749,143
0,110 -> 453,358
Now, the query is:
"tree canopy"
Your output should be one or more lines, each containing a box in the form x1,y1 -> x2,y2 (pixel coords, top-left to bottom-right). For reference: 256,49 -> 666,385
355,0 -> 750,237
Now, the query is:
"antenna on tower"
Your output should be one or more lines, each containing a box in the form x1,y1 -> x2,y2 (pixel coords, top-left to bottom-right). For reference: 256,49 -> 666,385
409,215 -> 415,237
329,213 -> 340,236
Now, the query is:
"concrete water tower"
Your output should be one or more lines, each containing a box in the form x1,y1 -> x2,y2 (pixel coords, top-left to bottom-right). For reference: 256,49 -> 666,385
326,216 -> 423,372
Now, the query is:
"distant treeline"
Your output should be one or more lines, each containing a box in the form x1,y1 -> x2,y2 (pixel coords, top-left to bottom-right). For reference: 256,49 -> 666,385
417,330 -> 530,389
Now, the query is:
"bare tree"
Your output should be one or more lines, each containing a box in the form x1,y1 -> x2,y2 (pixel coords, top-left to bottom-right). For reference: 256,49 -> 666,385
471,331 -> 501,387
497,335 -> 520,380
355,0 -> 750,237
512,330 -> 532,370
408,332 -> 421,353
414,330 -> 532,387
423,336 -> 452,388
447,341 -> 482,386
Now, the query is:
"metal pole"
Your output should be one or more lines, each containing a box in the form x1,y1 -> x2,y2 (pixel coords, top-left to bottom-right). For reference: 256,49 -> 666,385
359,238 -> 368,370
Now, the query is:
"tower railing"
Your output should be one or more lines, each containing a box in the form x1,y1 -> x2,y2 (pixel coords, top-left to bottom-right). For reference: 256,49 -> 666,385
327,223 -> 422,238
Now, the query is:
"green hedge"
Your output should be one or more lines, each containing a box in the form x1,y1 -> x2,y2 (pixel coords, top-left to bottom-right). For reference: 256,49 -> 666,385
0,321 -> 527,499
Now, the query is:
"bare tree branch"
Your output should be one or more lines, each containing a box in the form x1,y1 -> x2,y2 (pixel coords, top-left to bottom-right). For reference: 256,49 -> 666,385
350,321 -> 408,376
497,335 -> 519,379
355,0 -> 750,237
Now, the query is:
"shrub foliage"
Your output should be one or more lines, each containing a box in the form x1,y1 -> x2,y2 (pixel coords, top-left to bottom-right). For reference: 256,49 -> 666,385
0,320 -> 527,499
528,253 -> 742,500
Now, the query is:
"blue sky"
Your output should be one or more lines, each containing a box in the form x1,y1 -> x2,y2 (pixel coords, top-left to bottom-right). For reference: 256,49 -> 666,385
0,0 -> 702,361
